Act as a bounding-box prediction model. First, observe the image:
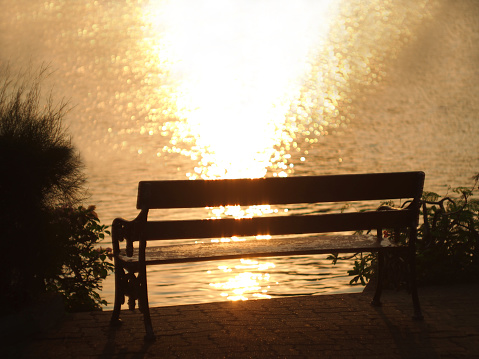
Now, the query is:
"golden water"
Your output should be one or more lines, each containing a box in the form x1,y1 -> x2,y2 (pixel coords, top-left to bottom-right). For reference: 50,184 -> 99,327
1,0 -> 478,308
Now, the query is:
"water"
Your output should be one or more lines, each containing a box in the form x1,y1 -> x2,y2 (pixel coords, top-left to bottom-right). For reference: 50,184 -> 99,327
1,0 -> 478,309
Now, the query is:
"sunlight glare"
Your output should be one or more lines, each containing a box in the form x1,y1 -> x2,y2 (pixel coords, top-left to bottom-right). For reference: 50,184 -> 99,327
144,0 -> 338,178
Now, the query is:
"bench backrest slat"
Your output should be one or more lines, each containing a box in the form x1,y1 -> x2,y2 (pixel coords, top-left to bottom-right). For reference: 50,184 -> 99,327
137,172 -> 424,209
144,209 -> 416,240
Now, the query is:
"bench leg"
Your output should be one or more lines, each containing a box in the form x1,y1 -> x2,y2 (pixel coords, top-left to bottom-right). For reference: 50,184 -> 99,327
138,267 -> 156,341
371,250 -> 384,307
408,234 -> 423,320
110,266 -> 124,326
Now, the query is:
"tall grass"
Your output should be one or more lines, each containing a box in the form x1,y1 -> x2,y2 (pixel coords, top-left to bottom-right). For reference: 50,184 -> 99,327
0,65 -> 85,210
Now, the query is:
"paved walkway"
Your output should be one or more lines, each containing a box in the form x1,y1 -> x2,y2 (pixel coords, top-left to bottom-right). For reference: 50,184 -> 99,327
12,283 -> 479,358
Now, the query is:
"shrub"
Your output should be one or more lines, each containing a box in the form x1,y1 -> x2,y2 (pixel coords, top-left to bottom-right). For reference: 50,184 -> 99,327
0,66 -> 85,210
44,205 -> 113,312
417,185 -> 479,283
0,65 -> 112,312
331,175 -> 479,287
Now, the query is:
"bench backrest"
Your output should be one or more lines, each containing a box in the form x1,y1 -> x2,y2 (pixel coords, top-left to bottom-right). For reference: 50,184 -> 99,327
134,172 -> 425,242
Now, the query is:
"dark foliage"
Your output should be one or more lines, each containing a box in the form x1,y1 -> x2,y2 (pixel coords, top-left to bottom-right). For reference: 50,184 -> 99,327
44,205 -> 113,312
331,176 -> 479,287
0,66 -> 111,313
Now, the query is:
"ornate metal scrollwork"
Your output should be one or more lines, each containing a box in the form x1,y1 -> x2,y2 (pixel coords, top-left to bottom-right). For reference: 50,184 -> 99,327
116,266 -> 141,311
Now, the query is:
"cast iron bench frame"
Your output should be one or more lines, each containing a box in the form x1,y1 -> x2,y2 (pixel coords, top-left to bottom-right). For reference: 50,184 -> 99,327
110,171 -> 425,340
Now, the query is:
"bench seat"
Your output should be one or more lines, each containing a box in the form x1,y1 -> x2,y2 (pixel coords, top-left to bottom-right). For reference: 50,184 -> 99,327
119,234 -> 399,266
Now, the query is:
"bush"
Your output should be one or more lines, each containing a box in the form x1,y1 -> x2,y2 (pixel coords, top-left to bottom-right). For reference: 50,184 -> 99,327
0,65 -> 112,312
417,185 -> 479,283
331,175 -> 479,287
44,205 -> 113,312
0,66 -> 85,210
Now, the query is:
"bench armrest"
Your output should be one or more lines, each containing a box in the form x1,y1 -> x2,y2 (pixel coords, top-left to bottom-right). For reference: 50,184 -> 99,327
112,217 -> 137,257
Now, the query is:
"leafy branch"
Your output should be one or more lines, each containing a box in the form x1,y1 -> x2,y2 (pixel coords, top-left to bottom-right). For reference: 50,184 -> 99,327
331,174 -> 479,287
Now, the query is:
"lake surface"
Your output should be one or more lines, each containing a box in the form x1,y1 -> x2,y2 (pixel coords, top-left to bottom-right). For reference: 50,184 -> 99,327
1,0 -> 478,308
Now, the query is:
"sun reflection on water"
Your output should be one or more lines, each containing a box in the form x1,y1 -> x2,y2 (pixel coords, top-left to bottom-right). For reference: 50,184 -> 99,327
208,259 -> 276,301
143,0 -> 338,179
140,0 -> 433,181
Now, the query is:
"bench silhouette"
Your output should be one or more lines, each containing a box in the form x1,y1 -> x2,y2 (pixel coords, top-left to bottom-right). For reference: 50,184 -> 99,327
110,171 -> 425,341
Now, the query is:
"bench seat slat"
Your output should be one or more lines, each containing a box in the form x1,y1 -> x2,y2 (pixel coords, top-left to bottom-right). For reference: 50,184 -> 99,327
144,210 -> 414,241
119,234 -> 399,265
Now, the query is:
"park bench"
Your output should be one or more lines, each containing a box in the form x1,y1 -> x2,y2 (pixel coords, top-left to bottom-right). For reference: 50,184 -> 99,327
110,171 -> 425,341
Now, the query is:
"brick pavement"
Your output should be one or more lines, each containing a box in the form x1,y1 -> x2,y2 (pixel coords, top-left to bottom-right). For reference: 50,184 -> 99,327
12,283 -> 479,358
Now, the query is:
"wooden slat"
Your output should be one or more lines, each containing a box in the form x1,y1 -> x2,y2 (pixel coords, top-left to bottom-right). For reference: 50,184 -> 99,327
137,172 -> 424,209
119,234 -> 400,265
143,209 -> 415,241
